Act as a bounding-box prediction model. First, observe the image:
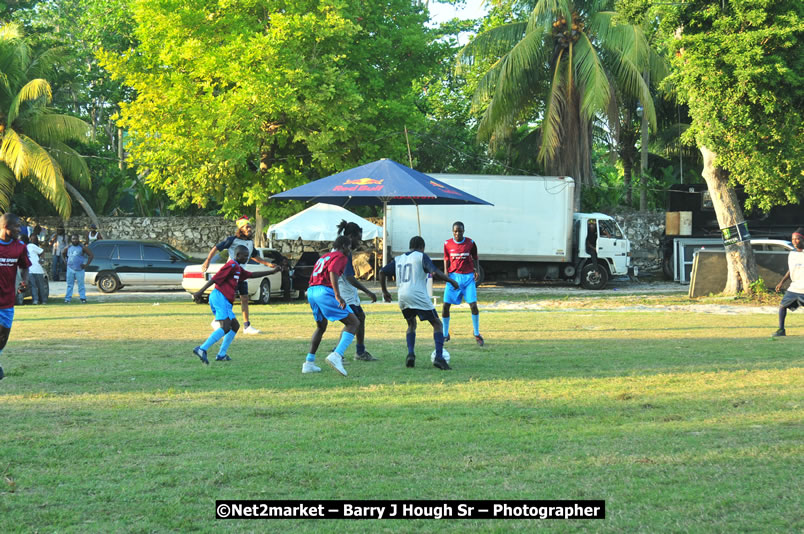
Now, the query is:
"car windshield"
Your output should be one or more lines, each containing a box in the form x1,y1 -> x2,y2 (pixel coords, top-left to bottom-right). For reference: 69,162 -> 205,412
163,243 -> 191,261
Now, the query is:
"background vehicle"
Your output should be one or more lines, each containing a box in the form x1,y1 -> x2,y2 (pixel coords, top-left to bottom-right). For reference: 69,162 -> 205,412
85,240 -> 200,293
182,247 -> 295,304
386,174 -> 633,289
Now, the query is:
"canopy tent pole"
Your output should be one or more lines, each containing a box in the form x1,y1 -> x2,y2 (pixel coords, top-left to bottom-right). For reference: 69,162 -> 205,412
382,200 -> 388,267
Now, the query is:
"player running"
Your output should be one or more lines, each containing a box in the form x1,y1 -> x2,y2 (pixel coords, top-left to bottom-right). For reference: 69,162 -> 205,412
302,236 -> 359,376
0,214 -> 31,380
773,227 -> 804,337
442,221 -> 484,346
380,236 -> 458,370
191,245 -> 280,363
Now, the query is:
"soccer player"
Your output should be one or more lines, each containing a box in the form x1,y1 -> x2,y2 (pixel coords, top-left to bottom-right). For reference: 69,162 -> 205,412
380,236 -> 458,370
302,235 -> 359,376
336,220 -> 378,361
773,227 -> 804,337
442,221 -> 484,346
191,245 -> 280,363
0,214 -> 31,380
201,216 -> 277,335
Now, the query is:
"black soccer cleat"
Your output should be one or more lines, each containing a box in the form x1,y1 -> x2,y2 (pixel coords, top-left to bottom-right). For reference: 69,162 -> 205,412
406,353 -> 415,368
0,364 -> 4,380
433,356 -> 452,371
772,328 -> 786,337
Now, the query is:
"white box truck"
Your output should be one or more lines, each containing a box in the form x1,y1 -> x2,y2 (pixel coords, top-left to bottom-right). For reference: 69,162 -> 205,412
386,174 -> 634,289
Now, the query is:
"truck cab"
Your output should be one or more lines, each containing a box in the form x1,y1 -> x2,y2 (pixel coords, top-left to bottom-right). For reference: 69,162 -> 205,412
573,214 -> 633,289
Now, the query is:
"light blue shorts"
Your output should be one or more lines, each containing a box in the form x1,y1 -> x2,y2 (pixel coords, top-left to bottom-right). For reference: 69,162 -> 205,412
208,289 -> 236,321
443,272 -> 477,305
308,285 -> 353,322
0,307 -> 13,329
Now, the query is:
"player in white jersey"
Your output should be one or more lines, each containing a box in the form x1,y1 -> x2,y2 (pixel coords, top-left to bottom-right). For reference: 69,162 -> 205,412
380,236 -> 458,370
773,227 -> 804,336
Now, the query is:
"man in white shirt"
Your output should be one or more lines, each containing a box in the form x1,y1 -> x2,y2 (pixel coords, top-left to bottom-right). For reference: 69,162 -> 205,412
773,227 -> 804,336
24,235 -> 47,304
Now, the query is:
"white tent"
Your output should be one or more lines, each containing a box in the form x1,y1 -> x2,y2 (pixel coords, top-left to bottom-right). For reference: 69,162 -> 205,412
267,203 -> 382,244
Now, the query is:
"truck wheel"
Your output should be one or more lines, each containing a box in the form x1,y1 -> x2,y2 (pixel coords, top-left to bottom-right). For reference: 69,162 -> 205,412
580,263 -> 609,290
258,279 -> 271,305
97,273 -> 121,293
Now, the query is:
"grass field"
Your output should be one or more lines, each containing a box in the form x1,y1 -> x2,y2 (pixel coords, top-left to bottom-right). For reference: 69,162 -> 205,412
1,294 -> 802,532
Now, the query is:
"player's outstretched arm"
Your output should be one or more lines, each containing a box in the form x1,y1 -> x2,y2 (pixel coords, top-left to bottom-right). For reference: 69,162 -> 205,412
330,271 -> 346,308
201,245 -> 221,272
776,271 -> 791,292
346,274 -> 376,303
379,271 -> 392,303
192,279 -> 216,302
433,269 -> 458,289
249,267 -> 281,278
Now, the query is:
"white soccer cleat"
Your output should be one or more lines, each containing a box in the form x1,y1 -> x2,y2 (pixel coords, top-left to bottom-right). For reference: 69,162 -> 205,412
302,361 -> 321,373
325,352 -> 347,376
210,320 -> 221,330
244,325 -> 261,335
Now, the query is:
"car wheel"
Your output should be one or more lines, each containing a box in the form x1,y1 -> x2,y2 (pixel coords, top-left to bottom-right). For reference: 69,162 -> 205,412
580,262 -> 609,290
258,279 -> 271,305
97,272 -> 121,293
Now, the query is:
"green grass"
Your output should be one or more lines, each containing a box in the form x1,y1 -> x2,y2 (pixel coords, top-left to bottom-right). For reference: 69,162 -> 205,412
1,297 -> 802,532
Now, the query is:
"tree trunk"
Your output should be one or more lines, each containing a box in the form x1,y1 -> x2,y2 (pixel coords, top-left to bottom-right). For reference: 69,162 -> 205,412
118,128 -> 125,170
623,157 -> 633,206
255,208 -> 265,248
699,146 -> 758,294
639,70 -> 650,210
64,181 -> 100,229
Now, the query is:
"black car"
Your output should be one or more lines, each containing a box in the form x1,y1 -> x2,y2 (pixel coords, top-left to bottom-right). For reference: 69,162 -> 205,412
84,240 -> 200,293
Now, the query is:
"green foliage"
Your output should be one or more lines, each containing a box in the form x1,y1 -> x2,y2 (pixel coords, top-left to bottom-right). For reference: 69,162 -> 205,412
459,0 -> 666,195
100,0 -> 440,220
0,25 -> 91,218
661,0 -> 804,211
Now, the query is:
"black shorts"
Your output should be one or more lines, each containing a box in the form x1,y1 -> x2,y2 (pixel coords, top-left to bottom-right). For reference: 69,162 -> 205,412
352,305 -> 365,322
402,308 -> 439,321
780,290 -> 804,311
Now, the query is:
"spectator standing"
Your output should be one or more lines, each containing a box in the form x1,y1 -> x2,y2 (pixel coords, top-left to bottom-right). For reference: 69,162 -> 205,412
49,224 -> 67,281
62,234 -> 94,303
86,224 -> 103,244
25,235 -> 47,304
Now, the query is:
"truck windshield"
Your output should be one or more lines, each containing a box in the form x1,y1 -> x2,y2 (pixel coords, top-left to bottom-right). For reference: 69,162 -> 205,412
598,219 -> 623,239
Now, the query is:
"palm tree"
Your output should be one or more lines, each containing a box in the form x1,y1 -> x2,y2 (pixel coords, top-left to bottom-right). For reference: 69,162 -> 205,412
0,23 -> 94,220
458,0 -> 664,208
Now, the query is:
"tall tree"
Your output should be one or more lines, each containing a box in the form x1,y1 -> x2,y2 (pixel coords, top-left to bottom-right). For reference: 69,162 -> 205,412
100,0 -> 439,221
661,0 -> 804,293
457,0 -> 664,208
0,24 -> 94,221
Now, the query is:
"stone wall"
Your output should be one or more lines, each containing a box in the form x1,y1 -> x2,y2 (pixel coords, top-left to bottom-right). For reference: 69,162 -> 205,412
612,211 -> 666,274
27,212 -> 666,274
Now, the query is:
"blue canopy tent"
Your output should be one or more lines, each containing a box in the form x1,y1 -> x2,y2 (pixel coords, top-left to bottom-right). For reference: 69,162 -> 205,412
271,159 -> 492,260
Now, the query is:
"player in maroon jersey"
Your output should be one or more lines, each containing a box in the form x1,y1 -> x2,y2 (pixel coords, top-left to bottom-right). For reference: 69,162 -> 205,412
302,235 -> 359,376
442,221 -> 484,346
191,245 -> 280,364
0,214 -> 31,380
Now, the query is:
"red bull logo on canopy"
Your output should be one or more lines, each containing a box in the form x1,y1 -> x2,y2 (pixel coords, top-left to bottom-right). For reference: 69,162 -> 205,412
334,177 -> 384,192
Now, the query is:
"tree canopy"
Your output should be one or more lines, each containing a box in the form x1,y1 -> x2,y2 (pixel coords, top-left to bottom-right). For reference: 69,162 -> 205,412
662,0 -> 804,211
100,0 -> 441,218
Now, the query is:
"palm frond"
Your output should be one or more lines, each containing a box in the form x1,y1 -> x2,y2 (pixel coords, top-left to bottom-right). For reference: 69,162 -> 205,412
533,0 -> 573,27
49,141 -> 91,189
0,128 -> 26,177
538,50 -> 567,163
573,33 -> 611,120
7,79 -> 52,125
0,164 -> 18,213
456,22 -> 528,73
470,58 -> 506,113
476,26 -> 549,140
0,23 -> 22,41
17,112 -> 90,145
26,46 -> 66,80
17,134 -> 71,217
